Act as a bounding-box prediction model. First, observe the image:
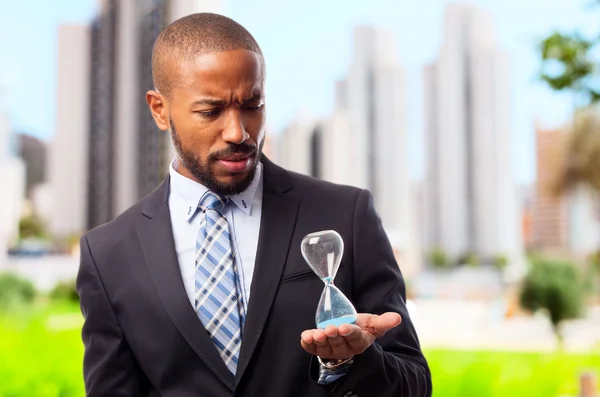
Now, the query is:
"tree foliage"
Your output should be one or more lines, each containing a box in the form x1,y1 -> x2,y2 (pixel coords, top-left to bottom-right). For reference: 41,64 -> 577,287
519,259 -> 584,347
18,214 -> 47,240
540,32 -> 599,104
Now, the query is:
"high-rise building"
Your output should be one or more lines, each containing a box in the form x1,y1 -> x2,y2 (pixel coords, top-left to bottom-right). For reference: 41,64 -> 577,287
85,0 -> 223,230
0,108 -> 25,265
531,123 -> 569,250
51,24 -> 91,237
336,26 -> 411,235
275,113 -> 320,177
87,2 -> 116,230
275,110 -> 359,188
16,133 -> 47,198
424,3 -> 522,263
316,110 -> 356,187
276,26 -> 419,270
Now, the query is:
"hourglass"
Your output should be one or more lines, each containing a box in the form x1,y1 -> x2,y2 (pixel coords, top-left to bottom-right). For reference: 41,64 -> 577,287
301,230 -> 358,329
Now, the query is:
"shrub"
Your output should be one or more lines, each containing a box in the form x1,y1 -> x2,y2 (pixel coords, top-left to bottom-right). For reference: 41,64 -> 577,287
50,280 -> 79,303
456,251 -> 480,267
427,247 -> 450,269
0,272 -> 36,312
19,214 -> 48,240
492,254 -> 509,270
519,259 -> 584,348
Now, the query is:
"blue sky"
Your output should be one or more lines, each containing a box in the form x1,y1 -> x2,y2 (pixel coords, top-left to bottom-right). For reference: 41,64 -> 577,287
0,0 -> 597,182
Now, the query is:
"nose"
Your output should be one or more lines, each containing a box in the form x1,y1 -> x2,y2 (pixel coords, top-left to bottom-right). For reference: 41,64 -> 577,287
222,108 -> 248,144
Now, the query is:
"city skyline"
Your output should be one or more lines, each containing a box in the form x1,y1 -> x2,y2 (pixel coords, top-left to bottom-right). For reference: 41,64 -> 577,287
0,0 -> 597,185
274,25 -> 421,272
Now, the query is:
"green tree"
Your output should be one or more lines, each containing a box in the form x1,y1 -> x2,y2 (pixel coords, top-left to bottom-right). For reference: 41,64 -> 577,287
539,32 -> 599,106
519,259 -> 584,348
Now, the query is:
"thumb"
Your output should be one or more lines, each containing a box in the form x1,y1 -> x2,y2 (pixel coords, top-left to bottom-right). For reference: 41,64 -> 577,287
357,312 -> 402,337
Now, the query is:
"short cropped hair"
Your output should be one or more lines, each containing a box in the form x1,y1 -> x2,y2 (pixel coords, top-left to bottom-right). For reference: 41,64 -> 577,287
151,13 -> 264,97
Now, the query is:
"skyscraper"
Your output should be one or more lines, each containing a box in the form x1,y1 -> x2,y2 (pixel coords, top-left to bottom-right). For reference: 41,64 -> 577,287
87,1 -> 116,230
17,133 -> 47,199
0,105 -> 25,265
336,26 -> 411,238
424,3 -> 522,263
276,113 -> 320,177
85,0 -> 223,230
50,24 -> 91,237
276,26 -> 418,270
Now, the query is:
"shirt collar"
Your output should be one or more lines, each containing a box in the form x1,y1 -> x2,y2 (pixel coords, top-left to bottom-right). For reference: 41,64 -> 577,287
169,159 -> 262,222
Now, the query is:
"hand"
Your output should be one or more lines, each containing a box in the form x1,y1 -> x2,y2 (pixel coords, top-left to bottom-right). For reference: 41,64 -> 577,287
300,312 -> 402,360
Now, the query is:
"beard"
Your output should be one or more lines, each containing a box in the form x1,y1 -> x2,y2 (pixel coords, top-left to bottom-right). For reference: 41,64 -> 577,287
169,118 -> 264,196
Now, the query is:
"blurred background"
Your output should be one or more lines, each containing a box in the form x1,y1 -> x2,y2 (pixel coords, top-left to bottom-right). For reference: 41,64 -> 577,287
1,0 -> 600,395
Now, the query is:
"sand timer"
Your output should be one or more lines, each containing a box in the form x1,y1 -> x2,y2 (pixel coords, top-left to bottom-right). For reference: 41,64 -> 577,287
301,230 -> 357,329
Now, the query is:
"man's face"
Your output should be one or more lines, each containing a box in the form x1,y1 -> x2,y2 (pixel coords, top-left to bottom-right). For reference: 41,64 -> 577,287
148,49 -> 266,195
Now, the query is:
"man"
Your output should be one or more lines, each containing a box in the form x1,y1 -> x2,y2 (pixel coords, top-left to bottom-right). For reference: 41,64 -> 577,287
76,12 -> 431,397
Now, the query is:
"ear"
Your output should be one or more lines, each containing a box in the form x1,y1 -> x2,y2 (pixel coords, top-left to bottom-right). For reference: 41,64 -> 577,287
146,90 -> 169,131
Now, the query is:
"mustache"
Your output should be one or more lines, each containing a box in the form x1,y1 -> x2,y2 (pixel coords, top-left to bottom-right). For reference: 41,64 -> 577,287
208,142 -> 257,160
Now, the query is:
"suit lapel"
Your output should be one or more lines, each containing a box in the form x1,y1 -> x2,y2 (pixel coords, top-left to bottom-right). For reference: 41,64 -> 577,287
235,158 -> 299,385
137,178 -> 235,391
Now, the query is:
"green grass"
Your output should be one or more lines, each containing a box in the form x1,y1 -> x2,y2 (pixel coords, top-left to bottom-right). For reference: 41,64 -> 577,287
426,348 -> 600,397
0,302 -> 599,396
0,302 -> 84,397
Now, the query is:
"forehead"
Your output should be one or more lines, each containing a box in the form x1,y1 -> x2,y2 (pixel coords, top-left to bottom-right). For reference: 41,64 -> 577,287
171,49 -> 265,99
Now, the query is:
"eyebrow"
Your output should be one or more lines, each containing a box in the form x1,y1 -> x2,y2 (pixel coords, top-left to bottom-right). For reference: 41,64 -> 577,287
189,93 -> 264,109
190,98 -> 226,108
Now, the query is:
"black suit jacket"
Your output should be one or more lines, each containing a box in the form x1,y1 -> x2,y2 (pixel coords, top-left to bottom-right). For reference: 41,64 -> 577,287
76,158 -> 432,397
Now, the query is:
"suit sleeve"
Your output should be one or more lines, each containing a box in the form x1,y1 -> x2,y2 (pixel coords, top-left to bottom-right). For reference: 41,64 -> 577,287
330,189 -> 432,397
76,235 -> 144,396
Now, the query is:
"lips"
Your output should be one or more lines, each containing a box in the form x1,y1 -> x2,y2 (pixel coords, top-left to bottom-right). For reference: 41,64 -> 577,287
216,153 -> 255,173
218,152 -> 253,161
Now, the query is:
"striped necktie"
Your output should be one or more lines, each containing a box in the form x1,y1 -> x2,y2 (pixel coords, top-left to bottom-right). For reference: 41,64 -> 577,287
195,191 -> 245,374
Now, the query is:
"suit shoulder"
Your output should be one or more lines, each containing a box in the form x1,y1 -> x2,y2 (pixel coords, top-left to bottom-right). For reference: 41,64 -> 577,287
82,195 -> 150,251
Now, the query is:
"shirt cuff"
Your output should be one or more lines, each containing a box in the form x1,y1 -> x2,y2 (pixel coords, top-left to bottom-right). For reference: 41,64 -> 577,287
317,358 -> 354,384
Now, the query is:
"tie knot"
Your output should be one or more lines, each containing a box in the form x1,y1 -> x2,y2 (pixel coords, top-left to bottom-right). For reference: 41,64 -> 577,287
199,191 -> 228,212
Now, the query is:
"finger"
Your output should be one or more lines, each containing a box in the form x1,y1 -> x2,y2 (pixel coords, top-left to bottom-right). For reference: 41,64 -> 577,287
339,324 -> 368,352
321,325 -> 354,357
356,312 -> 402,337
327,333 -> 346,348
301,330 -> 315,345
300,338 -> 317,355
323,325 -> 339,338
313,329 -> 329,347
324,326 -> 344,346
377,312 -> 402,330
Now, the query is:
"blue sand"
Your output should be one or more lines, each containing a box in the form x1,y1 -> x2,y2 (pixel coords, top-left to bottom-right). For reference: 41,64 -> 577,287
317,315 -> 357,329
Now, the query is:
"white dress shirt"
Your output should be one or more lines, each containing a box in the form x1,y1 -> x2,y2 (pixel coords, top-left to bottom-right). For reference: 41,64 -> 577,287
168,159 -> 263,311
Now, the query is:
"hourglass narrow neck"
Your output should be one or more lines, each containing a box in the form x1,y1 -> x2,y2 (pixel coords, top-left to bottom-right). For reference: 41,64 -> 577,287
322,277 -> 333,284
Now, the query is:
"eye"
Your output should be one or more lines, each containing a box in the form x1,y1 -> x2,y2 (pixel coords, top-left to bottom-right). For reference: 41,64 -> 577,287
244,103 -> 264,111
195,109 -> 221,117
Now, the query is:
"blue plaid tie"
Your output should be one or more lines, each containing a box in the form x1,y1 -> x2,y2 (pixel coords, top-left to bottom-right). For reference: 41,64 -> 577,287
195,191 -> 245,375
